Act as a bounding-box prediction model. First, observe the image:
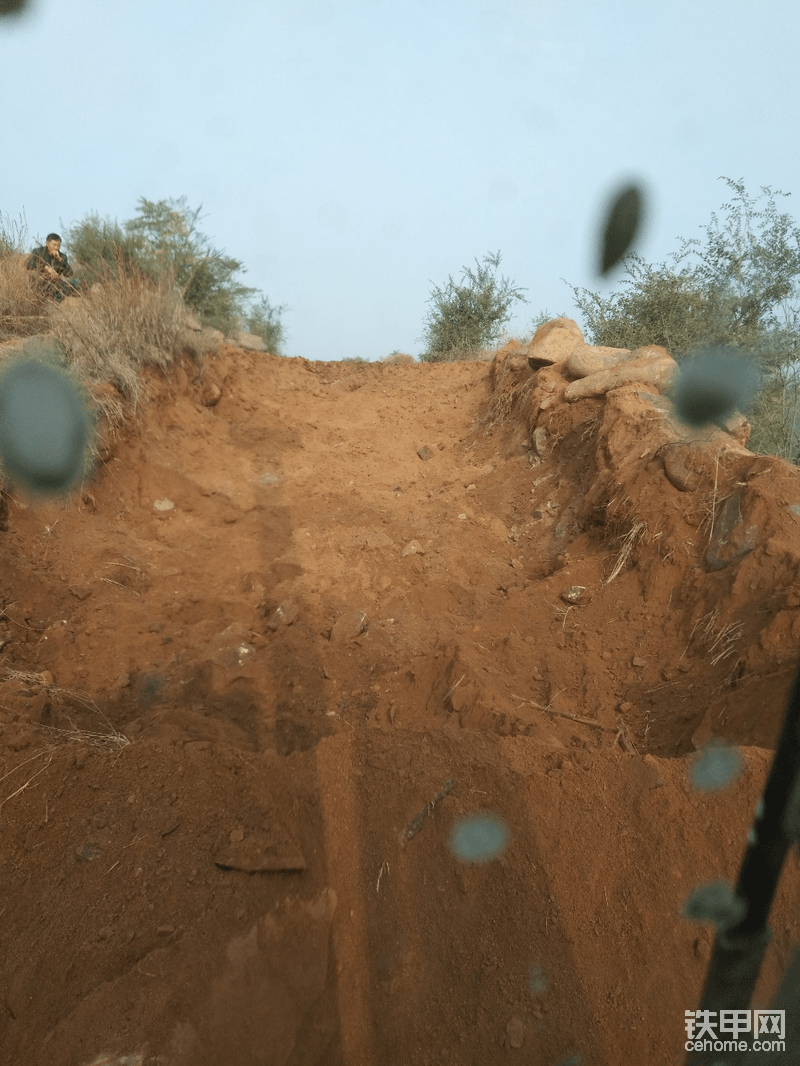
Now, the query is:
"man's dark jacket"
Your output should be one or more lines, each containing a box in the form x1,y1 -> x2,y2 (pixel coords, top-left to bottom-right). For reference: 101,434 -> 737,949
26,246 -> 74,278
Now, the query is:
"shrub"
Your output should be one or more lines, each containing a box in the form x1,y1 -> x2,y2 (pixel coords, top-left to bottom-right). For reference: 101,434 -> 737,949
127,198 -> 256,334
66,214 -> 150,283
67,197 -> 286,343
419,251 -> 528,362
569,178 -> 800,458
243,295 -> 288,355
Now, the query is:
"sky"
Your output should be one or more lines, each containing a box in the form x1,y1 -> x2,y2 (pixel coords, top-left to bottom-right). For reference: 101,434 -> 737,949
2,0 -> 800,362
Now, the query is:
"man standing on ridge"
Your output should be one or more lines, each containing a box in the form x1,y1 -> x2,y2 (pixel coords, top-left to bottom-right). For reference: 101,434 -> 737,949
26,232 -> 81,301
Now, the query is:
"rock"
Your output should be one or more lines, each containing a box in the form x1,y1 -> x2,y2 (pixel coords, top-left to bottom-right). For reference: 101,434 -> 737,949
417,445 -> 434,461
721,411 -> 751,447
265,602 -> 299,631
330,610 -> 367,643
257,471 -> 281,486
204,623 -> 257,668
705,491 -> 759,571
560,586 -> 592,605
228,330 -> 267,353
526,318 -> 584,370
567,344 -> 632,378
505,1016 -> 525,1049
75,842 -> 101,863
564,346 -> 677,402
201,381 -> 222,407
663,442 -> 714,493
401,540 -> 425,557
496,339 -> 524,357
153,498 -> 175,512
532,426 -> 550,457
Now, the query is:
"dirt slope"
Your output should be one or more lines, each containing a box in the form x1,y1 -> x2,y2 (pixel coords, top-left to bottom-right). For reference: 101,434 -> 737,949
2,338 -> 800,1065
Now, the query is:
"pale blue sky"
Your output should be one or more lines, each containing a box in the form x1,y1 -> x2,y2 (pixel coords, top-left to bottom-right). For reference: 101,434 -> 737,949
3,0 -> 799,360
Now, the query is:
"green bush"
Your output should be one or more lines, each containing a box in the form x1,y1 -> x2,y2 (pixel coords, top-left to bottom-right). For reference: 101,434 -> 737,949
67,197 -> 286,344
244,295 -> 288,355
67,214 -> 150,283
419,251 -> 528,362
569,178 -> 800,458
126,197 -> 256,333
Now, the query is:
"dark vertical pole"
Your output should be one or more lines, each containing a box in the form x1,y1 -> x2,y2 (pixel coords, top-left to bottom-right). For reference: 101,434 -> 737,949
686,659 -> 800,1064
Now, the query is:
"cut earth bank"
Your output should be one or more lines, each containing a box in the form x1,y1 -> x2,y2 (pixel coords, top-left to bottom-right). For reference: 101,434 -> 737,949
1,318 -> 799,1065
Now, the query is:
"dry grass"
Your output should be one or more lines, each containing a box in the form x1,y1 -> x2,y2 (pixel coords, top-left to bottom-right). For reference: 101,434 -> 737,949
683,610 -> 745,666
480,374 -> 538,431
2,667 -> 130,751
382,352 -> 416,365
0,252 -> 49,341
0,746 -> 56,817
475,337 -> 538,431
0,237 -> 209,432
47,266 -> 202,417
605,520 -> 648,584
0,675 -> 128,821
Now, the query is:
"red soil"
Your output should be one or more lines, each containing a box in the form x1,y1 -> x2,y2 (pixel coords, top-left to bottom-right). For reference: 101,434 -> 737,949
1,339 -> 799,1065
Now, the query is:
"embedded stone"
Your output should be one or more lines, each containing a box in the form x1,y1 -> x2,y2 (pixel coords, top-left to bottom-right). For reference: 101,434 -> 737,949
567,344 -> 632,378
330,610 -> 367,643
228,331 -> 267,352
564,348 -> 677,402
705,491 -> 759,571
526,318 -> 584,370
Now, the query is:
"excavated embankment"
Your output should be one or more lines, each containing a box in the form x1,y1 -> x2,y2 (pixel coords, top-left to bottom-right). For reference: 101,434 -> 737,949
1,323 -> 799,1065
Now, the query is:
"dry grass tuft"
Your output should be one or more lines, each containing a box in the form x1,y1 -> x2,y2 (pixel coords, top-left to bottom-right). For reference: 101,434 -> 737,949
0,252 -> 49,341
0,746 -> 56,817
47,266 -> 199,416
382,352 -> 416,365
605,520 -> 648,584
2,668 -> 130,751
683,610 -> 745,666
480,375 -> 539,431
476,340 -> 538,431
